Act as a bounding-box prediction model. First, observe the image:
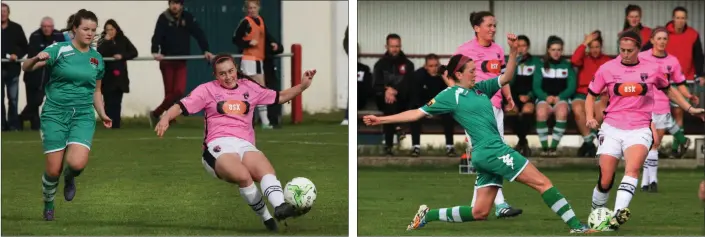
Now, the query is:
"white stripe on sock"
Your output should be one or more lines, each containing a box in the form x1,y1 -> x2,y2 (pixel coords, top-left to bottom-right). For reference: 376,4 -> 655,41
451,206 -> 461,222
439,208 -> 447,222
561,209 -> 576,223
551,198 -> 568,213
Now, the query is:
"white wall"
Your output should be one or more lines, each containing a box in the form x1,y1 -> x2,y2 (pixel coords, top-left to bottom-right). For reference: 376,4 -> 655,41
4,0 -> 345,117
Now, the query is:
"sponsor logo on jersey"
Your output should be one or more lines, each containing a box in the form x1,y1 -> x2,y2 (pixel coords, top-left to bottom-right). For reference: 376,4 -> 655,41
640,73 -> 648,81
427,98 -> 435,106
614,82 -> 647,97
217,100 -> 250,115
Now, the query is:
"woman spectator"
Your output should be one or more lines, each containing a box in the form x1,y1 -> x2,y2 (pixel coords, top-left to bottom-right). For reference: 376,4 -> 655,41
570,30 -> 611,157
505,35 -> 540,156
620,4 -> 652,50
97,19 -> 137,129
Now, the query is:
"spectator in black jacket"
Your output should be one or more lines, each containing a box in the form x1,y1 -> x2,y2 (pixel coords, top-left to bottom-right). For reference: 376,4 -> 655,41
98,19 -> 138,129
409,54 -> 456,157
373,34 -> 415,156
149,0 -> 212,126
20,16 -> 63,130
1,3 -> 28,131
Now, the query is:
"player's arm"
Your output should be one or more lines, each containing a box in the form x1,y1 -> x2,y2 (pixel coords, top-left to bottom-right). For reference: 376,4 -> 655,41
93,60 -> 108,119
558,66 -> 577,100
165,86 -> 208,121
277,70 -> 315,104
586,69 -> 607,121
374,109 -> 426,125
499,50 -> 519,86
671,63 -> 696,100
665,86 -> 695,112
22,42 -> 58,72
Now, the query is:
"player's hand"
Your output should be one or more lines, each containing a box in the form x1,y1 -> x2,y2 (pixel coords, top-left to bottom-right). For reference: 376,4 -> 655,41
586,118 -> 599,129
113,54 -> 123,60
699,180 -> 705,202
9,54 -> 18,61
204,51 -> 214,61
363,115 -> 381,126
519,95 -> 530,103
301,69 -> 316,89
506,33 -> 518,52
687,107 -> 705,121
250,39 -> 258,46
155,118 -> 171,138
153,53 -> 164,61
689,95 -> 700,105
271,43 -> 278,51
36,52 -> 50,61
506,98 -> 515,111
100,114 -> 113,128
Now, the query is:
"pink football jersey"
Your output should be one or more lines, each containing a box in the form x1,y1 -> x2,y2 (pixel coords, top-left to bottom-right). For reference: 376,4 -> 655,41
455,38 -> 506,108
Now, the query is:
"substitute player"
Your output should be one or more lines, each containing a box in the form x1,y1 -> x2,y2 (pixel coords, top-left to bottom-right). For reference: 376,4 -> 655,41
454,11 -> 522,219
154,54 -> 314,231
585,31 -> 704,230
22,9 -> 112,221
638,27 -> 698,192
364,34 -> 595,234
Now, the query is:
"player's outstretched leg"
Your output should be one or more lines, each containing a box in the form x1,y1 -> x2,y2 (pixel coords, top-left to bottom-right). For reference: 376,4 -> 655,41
409,185 -> 501,230
646,150 -> 658,192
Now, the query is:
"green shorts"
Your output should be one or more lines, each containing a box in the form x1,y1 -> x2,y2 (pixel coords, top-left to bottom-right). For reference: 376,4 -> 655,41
471,145 -> 530,188
535,98 -> 571,111
670,82 -> 701,107
570,93 -> 601,103
40,105 -> 96,154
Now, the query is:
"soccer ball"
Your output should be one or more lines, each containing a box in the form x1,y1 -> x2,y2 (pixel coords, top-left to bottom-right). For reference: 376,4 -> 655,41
284,177 -> 317,210
587,207 -> 613,231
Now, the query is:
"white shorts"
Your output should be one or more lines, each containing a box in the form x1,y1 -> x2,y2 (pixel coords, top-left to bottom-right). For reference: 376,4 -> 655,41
201,137 -> 260,178
493,106 -> 505,141
240,60 -> 264,76
596,122 -> 653,160
652,113 -> 675,130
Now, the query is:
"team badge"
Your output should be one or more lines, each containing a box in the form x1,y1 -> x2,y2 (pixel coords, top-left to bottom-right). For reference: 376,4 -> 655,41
666,65 -> 672,72
213,146 -> 221,153
244,92 -> 249,100
89,57 -> 98,69
640,73 -> 648,81
496,53 -> 501,59
426,99 -> 435,106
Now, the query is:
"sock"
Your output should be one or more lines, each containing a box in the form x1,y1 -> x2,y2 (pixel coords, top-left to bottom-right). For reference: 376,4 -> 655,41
673,127 -> 687,144
239,183 -> 273,221
425,206 -> 475,222
588,129 -> 598,142
257,105 -> 270,125
541,186 -> 582,229
591,186 -> 609,209
260,174 -> 285,208
536,120 -> 549,150
614,176 -> 637,213
64,166 -> 84,179
550,120 -> 567,149
640,159 -> 650,188
647,150 -> 658,184
494,188 -> 507,206
42,172 -> 59,209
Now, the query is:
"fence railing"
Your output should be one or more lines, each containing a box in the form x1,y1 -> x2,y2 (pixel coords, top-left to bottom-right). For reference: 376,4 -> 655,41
2,44 -> 305,124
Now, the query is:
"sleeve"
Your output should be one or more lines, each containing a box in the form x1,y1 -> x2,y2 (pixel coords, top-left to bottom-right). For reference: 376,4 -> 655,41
42,42 -> 61,68
232,19 -> 252,49
150,15 -> 165,54
571,44 -> 586,67
96,56 -> 105,80
122,37 -> 139,60
419,88 -> 457,115
692,35 -> 704,78
532,66 -> 548,100
671,62 -> 687,85
186,14 -> 210,53
475,76 -> 502,96
588,67 -> 607,96
559,65 -> 577,100
177,85 -> 208,116
16,26 -> 28,59
250,83 -> 280,106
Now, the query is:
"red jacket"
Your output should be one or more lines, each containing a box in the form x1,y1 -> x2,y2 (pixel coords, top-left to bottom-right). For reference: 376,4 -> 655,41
571,44 -> 612,95
665,21 -> 704,80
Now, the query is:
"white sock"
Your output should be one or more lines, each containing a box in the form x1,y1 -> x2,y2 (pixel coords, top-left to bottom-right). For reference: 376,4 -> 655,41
640,155 -> 651,187
260,174 -> 285,208
258,105 -> 270,125
647,150 -> 658,184
591,186 -> 609,210
614,176 -> 637,213
239,183 -> 273,221
494,188 -> 506,206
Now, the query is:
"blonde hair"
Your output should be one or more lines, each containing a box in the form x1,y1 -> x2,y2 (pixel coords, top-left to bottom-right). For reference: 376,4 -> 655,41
243,0 -> 261,12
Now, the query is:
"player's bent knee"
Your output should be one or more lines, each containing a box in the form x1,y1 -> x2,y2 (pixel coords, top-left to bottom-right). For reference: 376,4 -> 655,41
214,153 -> 253,186
472,208 -> 490,220
522,103 -> 535,114
596,166 -> 616,192
242,151 -> 275,182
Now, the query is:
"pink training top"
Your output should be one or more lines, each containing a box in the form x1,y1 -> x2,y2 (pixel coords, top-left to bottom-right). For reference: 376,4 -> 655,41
638,49 -> 686,114
588,58 -> 670,130
455,38 -> 506,108
179,79 -> 279,145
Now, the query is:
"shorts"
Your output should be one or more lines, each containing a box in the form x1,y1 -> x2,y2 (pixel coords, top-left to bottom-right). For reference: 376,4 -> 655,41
472,146 -> 530,188
570,93 -> 601,103
652,113 -> 675,130
201,136 -> 260,178
493,106 -> 505,141
596,122 -> 653,160
40,106 -> 96,154
240,60 -> 264,76
670,82 -> 700,107
536,99 -> 571,112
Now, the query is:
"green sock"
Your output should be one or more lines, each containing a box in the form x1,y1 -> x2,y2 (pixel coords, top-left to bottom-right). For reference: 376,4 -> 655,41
673,128 -> 687,144
550,120 -> 567,149
536,121 -> 549,150
425,206 -> 475,223
584,130 -> 597,143
541,187 -> 582,229
42,172 -> 59,209
64,166 -> 84,179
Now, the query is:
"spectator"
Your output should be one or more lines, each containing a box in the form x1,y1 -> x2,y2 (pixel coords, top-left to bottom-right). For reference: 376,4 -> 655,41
533,36 -> 576,157
262,24 -> 284,129
149,0 -> 213,127
233,0 -> 278,129
505,35 -> 540,156
663,6 -> 704,158
619,4 -> 652,50
570,30 -> 611,157
409,54 -> 456,157
97,19 -> 138,129
1,3 -> 28,131
342,26 -> 349,125
357,43 -> 372,110
20,16 -> 63,130
373,33 -> 414,156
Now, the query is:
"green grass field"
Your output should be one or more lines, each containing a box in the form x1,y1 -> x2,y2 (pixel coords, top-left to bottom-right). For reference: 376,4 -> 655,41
358,166 -> 705,236
1,115 -> 348,235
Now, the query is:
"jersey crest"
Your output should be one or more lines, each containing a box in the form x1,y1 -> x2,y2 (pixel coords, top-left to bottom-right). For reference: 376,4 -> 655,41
426,98 -> 435,106
89,57 -> 99,69
640,73 -> 647,82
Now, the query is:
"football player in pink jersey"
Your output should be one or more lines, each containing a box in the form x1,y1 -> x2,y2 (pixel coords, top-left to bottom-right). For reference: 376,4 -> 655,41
453,11 -> 522,219
637,27 -> 699,193
585,31 -> 704,231
154,54 -> 316,231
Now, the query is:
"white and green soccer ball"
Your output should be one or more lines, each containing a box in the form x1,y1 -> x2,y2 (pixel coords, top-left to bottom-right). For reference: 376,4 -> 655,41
588,207 -> 613,231
284,177 -> 317,209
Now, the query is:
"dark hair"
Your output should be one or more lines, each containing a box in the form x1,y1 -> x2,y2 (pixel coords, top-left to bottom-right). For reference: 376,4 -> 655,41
386,33 -> 401,44
169,0 -> 185,5
517,35 -> 530,47
590,30 -> 604,47
623,4 -> 643,31
61,14 -> 75,32
211,53 -> 259,84
1,3 -> 9,13
618,30 -> 642,49
650,26 -> 668,39
672,6 -> 687,17
469,11 -> 494,36
101,19 -> 124,39
446,54 -> 473,81
71,9 -> 98,33
543,35 -> 564,69
424,54 -> 439,63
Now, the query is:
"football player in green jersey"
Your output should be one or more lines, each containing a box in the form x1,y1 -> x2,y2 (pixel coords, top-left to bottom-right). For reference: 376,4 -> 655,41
363,34 -> 596,234
22,9 -> 112,221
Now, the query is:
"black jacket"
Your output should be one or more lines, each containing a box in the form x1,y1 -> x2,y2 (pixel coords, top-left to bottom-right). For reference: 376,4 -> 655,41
23,29 -> 64,86
1,20 -> 28,75
98,35 -> 138,93
343,26 -> 348,55
151,10 -> 209,56
413,67 -> 446,107
232,16 -> 278,54
373,51 -> 415,101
